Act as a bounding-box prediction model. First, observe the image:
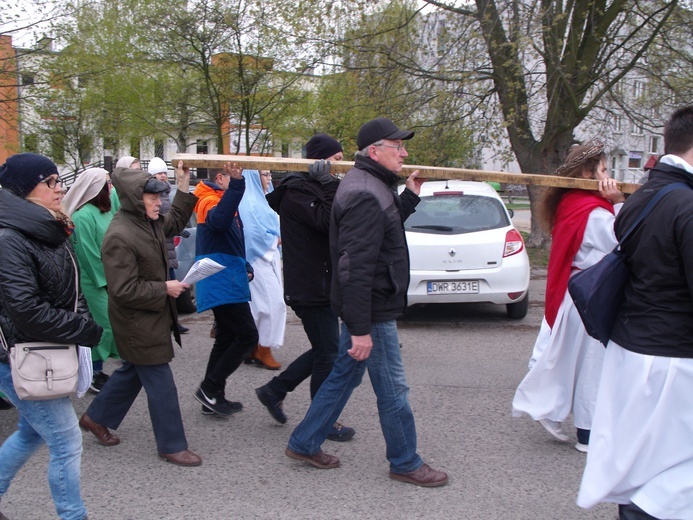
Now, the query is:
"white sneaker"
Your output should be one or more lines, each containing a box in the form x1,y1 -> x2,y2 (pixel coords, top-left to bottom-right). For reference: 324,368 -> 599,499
574,442 -> 588,453
538,419 -> 570,442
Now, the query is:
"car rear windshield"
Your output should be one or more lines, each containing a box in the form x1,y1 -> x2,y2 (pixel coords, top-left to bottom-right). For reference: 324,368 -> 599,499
404,194 -> 510,234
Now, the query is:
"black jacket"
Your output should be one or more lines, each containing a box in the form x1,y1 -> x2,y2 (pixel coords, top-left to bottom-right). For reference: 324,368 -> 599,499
0,189 -> 103,364
266,172 -> 339,307
610,162 -> 693,357
330,155 -> 419,335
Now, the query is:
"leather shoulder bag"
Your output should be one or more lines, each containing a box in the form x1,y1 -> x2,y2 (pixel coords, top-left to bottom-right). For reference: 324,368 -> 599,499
568,182 -> 690,346
0,246 -> 80,400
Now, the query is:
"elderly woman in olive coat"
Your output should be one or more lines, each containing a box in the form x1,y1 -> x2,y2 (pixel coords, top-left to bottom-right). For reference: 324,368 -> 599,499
78,162 -> 203,467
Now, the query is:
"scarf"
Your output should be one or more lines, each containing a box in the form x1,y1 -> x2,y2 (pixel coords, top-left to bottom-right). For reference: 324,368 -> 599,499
544,190 -> 613,328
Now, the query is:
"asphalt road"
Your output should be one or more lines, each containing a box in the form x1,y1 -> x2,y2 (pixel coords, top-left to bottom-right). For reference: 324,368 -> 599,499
0,266 -> 617,520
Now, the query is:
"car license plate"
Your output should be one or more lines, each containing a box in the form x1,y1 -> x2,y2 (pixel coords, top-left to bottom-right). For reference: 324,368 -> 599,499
427,280 -> 479,294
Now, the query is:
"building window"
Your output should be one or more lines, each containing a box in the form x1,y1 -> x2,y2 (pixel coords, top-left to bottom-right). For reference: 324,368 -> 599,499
129,138 -> 141,158
50,133 -> 66,164
631,121 -> 644,135
155,139 -> 165,159
611,156 -> 618,177
628,151 -> 643,169
104,137 -> 117,150
22,74 -> 34,86
196,140 -> 208,179
633,81 -> 644,98
613,116 -> 622,132
24,134 -> 38,153
650,136 -> 659,154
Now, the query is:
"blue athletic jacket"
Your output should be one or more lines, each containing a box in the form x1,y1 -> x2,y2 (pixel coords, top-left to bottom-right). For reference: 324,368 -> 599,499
193,178 -> 252,312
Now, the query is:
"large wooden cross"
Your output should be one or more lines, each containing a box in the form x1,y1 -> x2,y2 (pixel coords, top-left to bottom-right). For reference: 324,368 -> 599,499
172,153 -> 642,194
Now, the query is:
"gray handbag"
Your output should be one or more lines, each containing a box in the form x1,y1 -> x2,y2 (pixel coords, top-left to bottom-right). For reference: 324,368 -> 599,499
0,247 -> 80,400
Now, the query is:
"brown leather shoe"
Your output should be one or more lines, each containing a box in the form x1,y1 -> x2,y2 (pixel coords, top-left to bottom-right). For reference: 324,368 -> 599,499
79,413 -> 120,446
254,346 -> 282,370
389,463 -> 448,487
158,450 -> 202,467
285,448 -> 340,469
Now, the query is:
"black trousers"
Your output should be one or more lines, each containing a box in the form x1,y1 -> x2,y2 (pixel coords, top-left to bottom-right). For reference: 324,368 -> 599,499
202,302 -> 258,394
619,503 -> 660,520
267,305 -> 339,399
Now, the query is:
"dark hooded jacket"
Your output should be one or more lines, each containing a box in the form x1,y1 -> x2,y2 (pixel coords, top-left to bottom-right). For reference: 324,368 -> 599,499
102,168 -> 197,365
266,172 -> 339,307
0,188 -> 103,364
610,161 -> 693,357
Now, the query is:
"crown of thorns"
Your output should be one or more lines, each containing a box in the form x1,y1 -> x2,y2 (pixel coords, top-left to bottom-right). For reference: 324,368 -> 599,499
555,140 -> 605,176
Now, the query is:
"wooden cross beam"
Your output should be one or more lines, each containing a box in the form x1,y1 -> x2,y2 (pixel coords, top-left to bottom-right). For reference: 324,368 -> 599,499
172,153 -> 642,194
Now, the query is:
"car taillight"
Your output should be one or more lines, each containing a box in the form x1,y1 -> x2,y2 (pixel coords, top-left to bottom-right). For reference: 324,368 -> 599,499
174,237 -> 181,247
503,229 -> 524,257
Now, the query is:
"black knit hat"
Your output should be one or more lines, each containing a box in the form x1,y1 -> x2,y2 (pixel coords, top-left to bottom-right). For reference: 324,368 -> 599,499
305,134 -> 343,160
356,117 -> 414,150
0,153 -> 59,198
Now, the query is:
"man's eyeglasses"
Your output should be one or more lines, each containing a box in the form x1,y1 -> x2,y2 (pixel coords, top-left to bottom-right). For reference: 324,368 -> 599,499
260,172 -> 272,177
40,177 -> 64,189
375,143 -> 406,152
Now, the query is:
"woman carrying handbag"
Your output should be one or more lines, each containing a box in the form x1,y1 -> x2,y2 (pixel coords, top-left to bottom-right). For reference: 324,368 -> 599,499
0,153 -> 103,520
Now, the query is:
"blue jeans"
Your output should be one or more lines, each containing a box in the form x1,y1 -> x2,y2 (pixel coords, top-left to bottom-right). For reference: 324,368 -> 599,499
0,363 -> 87,520
268,305 -> 339,399
288,320 -> 423,474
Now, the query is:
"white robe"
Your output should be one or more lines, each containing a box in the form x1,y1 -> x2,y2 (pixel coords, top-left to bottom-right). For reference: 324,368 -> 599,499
577,343 -> 693,518
512,205 -> 620,429
248,236 -> 286,349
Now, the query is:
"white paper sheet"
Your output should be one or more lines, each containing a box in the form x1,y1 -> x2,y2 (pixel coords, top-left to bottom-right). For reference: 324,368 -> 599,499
76,346 -> 93,398
181,258 -> 226,285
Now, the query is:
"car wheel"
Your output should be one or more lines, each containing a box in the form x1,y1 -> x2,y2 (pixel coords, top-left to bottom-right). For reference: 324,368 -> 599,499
176,284 -> 196,314
506,292 -> 528,319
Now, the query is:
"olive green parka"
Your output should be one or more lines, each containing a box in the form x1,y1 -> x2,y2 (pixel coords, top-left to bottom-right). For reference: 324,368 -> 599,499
102,167 -> 197,365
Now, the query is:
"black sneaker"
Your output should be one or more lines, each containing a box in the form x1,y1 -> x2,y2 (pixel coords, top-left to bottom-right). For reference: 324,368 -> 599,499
255,385 -> 287,424
0,398 -> 13,410
327,422 -> 355,442
89,372 -> 110,394
201,402 -> 243,416
178,324 -> 189,334
194,387 -> 240,416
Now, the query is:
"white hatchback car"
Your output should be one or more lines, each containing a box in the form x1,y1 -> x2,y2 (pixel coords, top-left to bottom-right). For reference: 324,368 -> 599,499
401,180 -> 530,319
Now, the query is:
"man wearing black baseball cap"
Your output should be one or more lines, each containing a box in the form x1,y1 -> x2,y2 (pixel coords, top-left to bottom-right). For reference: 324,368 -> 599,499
286,117 -> 449,487
356,116 -> 415,150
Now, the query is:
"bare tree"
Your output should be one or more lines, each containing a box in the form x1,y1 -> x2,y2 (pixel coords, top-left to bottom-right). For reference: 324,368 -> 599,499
305,0 -> 679,246
419,0 -> 680,246
146,0 -> 313,155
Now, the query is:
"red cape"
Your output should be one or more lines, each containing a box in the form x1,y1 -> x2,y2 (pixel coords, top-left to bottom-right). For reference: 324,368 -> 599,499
545,191 -> 614,328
